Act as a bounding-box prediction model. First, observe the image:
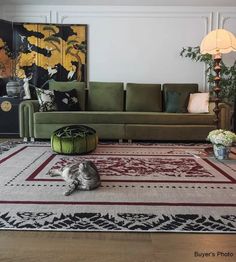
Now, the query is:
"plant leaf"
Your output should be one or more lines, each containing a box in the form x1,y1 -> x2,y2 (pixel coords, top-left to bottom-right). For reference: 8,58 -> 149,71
65,46 -> 72,55
43,26 -> 57,34
44,36 -> 61,44
67,40 -> 79,45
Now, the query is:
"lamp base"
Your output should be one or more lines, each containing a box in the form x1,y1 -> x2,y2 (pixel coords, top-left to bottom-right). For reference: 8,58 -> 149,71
213,54 -> 221,128
233,97 -> 236,132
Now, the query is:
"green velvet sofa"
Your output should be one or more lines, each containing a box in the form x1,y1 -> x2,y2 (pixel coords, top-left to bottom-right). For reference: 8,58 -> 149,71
19,81 -> 231,141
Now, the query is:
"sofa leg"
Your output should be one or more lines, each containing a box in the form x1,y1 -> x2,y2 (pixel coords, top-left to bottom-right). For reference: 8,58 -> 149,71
119,139 -> 123,144
128,139 -> 132,144
30,137 -> 35,142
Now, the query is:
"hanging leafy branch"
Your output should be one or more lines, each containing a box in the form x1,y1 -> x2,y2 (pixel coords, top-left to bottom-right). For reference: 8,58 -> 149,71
44,36 -> 61,52
180,46 -> 236,102
43,26 -> 61,53
42,26 -> 57,34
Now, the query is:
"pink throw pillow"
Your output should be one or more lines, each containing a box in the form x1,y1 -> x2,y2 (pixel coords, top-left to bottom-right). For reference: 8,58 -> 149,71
187,92 -> 209,113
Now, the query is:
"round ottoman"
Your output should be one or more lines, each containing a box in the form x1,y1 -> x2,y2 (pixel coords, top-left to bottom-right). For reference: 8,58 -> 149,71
51,125 -> 98,154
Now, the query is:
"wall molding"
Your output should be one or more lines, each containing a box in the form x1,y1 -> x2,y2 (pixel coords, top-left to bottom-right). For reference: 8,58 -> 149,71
217,11 -> 236,28
2,6 -> 52,23
57,10 -> 212,90
58,10 -> 213,34
3,14 -> 50,23
2,5 -> 235,92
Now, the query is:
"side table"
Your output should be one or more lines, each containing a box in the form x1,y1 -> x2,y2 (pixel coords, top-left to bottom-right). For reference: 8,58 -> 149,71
0,96 -> 22,136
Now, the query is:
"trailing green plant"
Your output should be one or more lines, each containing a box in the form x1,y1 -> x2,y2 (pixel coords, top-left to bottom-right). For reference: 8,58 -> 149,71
180,46 -> 236,103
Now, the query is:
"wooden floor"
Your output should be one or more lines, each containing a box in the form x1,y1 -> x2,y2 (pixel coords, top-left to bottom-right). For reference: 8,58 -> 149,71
1,138 -> 236,261
0,231 -> 236,262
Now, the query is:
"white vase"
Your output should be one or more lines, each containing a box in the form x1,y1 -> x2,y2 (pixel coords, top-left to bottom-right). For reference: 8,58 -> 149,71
213,144 -> 230,160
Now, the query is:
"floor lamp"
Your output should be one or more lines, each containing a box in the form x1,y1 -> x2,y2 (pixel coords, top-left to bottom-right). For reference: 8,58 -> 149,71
200,29 -> 236,128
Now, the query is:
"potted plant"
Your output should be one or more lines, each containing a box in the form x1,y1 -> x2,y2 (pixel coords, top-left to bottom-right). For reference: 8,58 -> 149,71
180,46 -> 236,103
207,129 -> 236,160
2,39 -> 22,97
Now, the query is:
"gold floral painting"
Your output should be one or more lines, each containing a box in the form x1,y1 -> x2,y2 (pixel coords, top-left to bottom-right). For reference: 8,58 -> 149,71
0,19 -> 13,79
0,20 -> 87,97
14,23 -> 87,89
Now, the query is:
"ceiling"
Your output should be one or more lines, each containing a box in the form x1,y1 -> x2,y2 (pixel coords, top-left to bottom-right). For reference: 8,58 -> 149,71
0,0 -> 236,6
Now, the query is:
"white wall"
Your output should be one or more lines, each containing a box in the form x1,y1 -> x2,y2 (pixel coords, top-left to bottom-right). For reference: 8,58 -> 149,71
1,5 -> 236,91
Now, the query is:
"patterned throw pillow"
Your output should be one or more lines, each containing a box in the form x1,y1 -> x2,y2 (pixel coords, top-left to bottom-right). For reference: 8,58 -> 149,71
54,89 -> 81,111
36,88 -> 57,112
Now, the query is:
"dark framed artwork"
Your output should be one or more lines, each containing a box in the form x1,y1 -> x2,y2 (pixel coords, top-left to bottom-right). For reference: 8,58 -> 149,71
0,20 -> 87,98
0,19 -> 13,96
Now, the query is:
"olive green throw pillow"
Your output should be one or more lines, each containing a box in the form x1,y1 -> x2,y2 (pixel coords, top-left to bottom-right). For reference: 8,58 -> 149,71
49,80 -> 86,110
88,82 -> 124,111
165,91 -> 190,113
126,83 -> 162,112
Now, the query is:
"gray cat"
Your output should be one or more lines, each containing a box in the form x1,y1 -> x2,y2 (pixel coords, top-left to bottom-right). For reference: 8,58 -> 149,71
48,160 -> 101,196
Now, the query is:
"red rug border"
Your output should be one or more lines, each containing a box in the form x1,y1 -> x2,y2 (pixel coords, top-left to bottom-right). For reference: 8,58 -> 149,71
0,200 -> 236,207
1,144 -> 235,184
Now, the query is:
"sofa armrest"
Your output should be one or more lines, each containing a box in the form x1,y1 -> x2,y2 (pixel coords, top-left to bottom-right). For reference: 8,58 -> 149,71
19,100 -> 39,139
209,101 -> 232,130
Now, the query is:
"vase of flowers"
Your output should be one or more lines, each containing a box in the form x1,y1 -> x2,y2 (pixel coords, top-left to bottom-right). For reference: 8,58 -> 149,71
207,129 -> 236,160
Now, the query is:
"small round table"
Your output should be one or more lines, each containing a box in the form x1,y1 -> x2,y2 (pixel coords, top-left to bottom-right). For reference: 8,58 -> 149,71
51,125 -> 98,154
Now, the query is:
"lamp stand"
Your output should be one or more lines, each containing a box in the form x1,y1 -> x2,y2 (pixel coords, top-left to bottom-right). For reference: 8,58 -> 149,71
234,95 -> 236,132
213,53 -> 221,128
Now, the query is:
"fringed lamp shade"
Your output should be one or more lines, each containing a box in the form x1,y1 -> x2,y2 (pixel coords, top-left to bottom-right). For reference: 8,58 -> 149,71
200,29 -> 236,55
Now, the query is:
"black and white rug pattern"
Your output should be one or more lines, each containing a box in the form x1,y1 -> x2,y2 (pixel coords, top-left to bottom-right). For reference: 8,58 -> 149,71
1,211 -> 236,232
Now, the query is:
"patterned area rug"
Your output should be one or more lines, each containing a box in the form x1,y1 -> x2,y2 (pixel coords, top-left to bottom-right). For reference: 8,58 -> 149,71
0,141 -> 236,232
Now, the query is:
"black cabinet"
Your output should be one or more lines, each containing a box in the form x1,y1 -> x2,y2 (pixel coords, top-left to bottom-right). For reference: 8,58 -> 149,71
0,97 -> 22,136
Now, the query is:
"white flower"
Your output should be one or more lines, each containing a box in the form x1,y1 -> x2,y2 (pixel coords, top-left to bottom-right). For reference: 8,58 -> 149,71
207,129 -> 236,147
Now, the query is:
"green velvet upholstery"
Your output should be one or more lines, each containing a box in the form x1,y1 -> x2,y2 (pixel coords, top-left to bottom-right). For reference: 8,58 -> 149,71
88,82 -> 124,111
165,91 -> 190,113
163,83 -> 198,112
19,82 -> 232,142
35,123 -> 125,140
34,111 -> 215,125
19,100 -> 40,139
51,125 -> 98,154
126,83 -> 162,112
125,125 -> 216,141
49,80 -> 86,110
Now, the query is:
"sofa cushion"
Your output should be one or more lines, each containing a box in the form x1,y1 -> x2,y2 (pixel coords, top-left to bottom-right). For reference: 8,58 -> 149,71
88,82 -> 124,111
125,125 -> 216,141
187,92 -> 209,113
126,83 -> 162,112
54,89 -> 81,111
122,112 -> 215,125
35,88 -> 56,112
34,111 -> 215,125
163,83 -> 198,112
165,91 -> 190,113
49,80 -> 86,110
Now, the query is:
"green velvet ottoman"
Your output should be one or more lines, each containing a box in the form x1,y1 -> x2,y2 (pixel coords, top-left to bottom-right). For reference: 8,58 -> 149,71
51,125 -> 98,154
